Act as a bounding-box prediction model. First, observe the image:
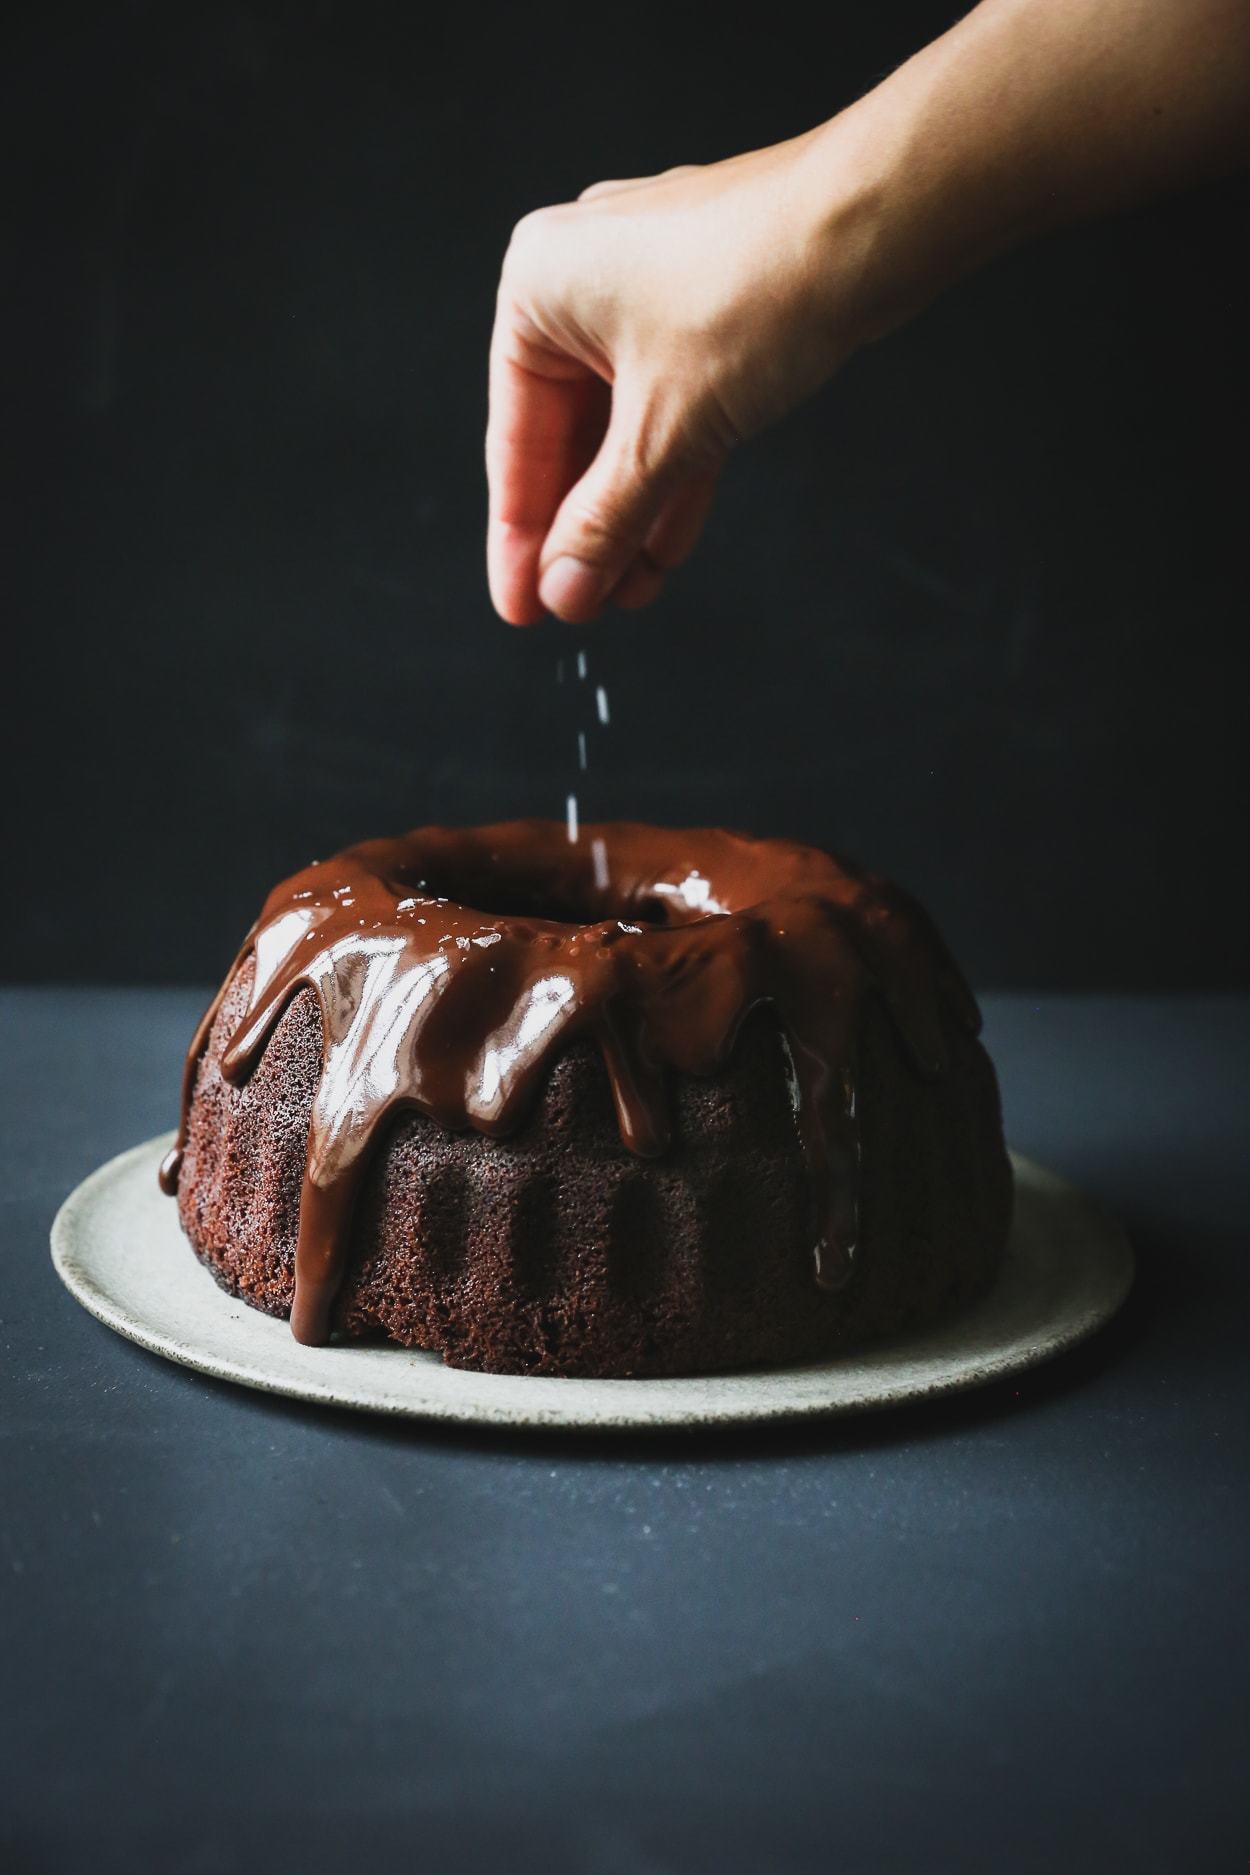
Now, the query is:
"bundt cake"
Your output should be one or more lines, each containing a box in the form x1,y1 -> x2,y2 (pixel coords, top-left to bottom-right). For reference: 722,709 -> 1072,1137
160,821 -> 1012,1376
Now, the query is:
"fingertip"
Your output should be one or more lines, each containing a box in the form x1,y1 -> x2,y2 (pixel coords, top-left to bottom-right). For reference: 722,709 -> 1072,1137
487,577 -> 545,627
487,520 -> 547,627
500,596 -> 548,628
537,555 -> 610,625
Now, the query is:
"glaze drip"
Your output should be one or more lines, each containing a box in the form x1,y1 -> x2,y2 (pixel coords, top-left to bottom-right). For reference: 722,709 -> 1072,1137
161,821 -> 981,1345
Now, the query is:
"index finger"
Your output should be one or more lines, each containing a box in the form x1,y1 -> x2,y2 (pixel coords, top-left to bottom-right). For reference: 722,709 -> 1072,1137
486,317 -> 608,626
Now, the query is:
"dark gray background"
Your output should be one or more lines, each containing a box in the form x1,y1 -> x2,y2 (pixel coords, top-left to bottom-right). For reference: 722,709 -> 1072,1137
6,0 -> 1248,988
4,986 -> 1248,1873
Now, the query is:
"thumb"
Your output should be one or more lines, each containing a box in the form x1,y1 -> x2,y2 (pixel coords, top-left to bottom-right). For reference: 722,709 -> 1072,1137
537,388 -> 697,624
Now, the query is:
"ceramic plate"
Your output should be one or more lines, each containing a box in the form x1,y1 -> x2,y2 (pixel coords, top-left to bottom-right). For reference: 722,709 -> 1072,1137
51,1136 -> 1132,1431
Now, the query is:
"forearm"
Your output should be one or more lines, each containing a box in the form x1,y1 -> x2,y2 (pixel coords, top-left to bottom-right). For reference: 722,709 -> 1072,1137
804,0 -> 1250,342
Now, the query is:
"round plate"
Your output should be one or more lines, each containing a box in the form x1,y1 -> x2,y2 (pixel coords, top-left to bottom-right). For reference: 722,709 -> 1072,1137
51,1135 -> 1132,1432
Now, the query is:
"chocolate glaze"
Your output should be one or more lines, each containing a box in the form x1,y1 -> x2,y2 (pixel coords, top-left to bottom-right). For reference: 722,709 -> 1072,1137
161,821 -> 982,1346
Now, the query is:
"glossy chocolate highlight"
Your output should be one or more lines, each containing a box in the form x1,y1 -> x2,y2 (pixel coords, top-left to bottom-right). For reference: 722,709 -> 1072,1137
161,821 -> 981,1345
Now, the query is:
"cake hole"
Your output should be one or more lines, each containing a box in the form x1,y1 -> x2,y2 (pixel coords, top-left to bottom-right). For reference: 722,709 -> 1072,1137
386,865 -> 727,931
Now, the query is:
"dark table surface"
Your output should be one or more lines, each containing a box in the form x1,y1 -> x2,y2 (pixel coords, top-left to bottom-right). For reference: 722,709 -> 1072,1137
2,987 -> 1246,1875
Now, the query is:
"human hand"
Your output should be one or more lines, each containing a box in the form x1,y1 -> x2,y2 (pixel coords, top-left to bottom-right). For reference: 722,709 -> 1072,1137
485,135 -> 873,625
486,0 -> 1250,629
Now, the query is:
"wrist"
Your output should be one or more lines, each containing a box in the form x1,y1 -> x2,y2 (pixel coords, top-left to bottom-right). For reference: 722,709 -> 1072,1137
793,33 -> 1041,356
788,117 -> 918,358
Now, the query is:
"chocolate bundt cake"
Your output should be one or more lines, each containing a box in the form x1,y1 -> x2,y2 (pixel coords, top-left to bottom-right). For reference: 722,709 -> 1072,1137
161,821 -> 1012,1377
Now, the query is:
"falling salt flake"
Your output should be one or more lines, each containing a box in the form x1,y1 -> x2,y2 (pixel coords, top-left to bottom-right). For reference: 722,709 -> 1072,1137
471,931 -> 502,948
595,685 -> 610,725
577,730 -> 588,772
576,650 -> 588,681
566,793 -> 579,843
592,837 -> 610,891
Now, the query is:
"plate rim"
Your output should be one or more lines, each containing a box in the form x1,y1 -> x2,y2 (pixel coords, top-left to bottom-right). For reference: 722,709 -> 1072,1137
51,1134 -> 1134,1432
